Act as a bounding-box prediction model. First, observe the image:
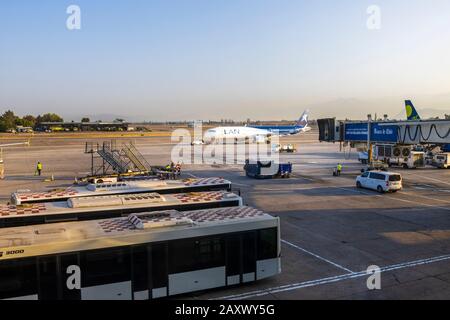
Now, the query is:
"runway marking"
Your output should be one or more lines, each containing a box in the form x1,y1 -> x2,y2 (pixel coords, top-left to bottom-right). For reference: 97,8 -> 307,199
282,239 -> 355,274
213,253 -> 450,300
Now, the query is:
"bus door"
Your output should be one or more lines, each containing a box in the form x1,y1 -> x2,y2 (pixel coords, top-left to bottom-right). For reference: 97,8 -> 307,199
225,236 -> 241,286
226,231 -> 257,286
150,243 -> 168,299
242,232 -> 257,283
37,256 -> 59,300
131,245 -> 150,300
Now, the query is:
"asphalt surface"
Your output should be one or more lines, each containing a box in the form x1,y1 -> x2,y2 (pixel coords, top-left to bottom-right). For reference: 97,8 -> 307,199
1,130 -> 449,300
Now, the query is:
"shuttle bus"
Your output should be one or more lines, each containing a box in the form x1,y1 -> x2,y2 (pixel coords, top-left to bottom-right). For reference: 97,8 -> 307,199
0,207 -> 281,300
0,191 -> 242,228
11,177 -> 232,205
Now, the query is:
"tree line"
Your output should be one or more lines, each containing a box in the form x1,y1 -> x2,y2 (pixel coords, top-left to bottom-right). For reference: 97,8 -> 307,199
0,110 -> 64,132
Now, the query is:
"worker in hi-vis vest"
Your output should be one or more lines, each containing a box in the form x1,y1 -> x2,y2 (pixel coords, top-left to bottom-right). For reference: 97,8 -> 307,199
36,161 -> 43,176
337,163 -> 342,176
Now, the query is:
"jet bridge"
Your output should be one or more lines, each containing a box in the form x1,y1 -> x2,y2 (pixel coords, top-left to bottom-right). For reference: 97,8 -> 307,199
318,118 -> 450,145
380,120 -> 450,145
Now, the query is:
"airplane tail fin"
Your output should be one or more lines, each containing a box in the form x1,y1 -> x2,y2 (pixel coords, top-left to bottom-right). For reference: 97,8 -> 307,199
296,109 -> 310,127
405,100 -> 421,121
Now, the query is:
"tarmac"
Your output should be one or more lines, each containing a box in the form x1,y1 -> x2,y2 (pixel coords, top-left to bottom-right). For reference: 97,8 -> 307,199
1,129 -> 449,300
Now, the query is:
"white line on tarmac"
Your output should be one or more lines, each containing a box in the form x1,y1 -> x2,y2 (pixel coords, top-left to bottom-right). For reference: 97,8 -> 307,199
213,253 -> 450,300
406,193 -> 450,205
402,173 -> 450,186
333,186 -> 450,211
253,185 -> 355,192
282,239 -> 355,274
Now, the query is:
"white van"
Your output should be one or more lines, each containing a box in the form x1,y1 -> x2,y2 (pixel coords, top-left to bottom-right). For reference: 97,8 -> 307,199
356,171 -> 402,193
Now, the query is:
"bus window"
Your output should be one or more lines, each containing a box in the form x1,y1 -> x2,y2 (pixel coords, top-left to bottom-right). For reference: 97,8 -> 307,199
198,238 -> 224,269
169,239 -> 196,273
169,237 -> 224,274
257,228 -> 278,260
82,248 -> 131,288
0,258 -> 37,300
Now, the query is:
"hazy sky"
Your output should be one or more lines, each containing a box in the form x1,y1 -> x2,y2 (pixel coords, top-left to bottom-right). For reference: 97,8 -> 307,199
1,0 -> 450,121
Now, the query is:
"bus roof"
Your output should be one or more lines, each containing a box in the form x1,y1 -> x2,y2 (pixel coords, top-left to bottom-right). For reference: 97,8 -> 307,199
0,207 -> 278,261
0,191 -> 241,221
11,178 -> 232,205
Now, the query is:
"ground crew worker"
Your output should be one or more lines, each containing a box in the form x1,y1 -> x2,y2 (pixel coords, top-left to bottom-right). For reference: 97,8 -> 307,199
170,162 -> 175,180
165,163 -> 171,180
337,163 -> 342,176
36,161 -> 43,176
175,162 -> 182,178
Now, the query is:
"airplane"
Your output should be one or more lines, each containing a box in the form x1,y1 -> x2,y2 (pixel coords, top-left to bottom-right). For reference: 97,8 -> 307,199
249,110 -> 311,135
202,126 -> 272,144
200,110 -> 310,144
405,100 -> 421,121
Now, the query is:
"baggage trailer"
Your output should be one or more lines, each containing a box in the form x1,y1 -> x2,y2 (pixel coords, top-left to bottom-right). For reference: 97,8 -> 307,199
1,191 -> 242,228
244,160 -> 292,179
11,177 -> 232,205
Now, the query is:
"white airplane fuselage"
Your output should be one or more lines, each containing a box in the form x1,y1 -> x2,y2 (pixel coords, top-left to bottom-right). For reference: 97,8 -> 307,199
204,126 -> 271,141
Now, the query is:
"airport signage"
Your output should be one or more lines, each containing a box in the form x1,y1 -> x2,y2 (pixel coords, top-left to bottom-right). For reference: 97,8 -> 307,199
344,122 -> 398,143
344,123 -> 368,141
371,123 -> 398,142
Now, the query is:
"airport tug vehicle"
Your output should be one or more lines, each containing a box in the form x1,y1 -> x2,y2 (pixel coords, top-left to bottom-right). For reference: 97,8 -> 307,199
244,160 -> 292,179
